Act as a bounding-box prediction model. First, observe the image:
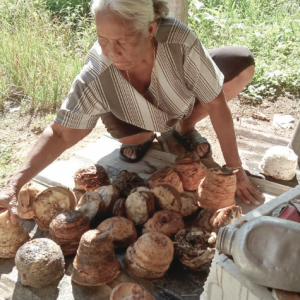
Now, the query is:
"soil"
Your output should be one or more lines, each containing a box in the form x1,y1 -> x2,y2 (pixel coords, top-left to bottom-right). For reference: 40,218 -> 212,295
0,93 -> 299,189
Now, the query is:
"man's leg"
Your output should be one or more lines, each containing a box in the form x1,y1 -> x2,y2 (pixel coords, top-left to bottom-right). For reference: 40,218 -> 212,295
118,63 -> 254,159
118,131 -> 154,160
100,112 -> 154,160
103,46 -> 255,160
176,47 -> 255,157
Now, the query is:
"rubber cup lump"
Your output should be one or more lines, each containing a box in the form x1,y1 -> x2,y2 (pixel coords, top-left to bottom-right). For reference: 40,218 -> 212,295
174,228 -> 216,270
72,230 -> 120,286
125,190 -> 155,225
74,164 -> 110,191
95,185 -> 120,216
110,283 -> 155,300
148,167 -> 184,193
151,184 -> 182,213
15,238 -> 65,288
176,153 -> 206,191
259,146 -> 298,180
49,210 -> 90,256
30,186 -> 76,231
180,192 -> 199,217
17,181 -> 44,219
75,191 -> 103,220
197,167 -> 237,209
0,210 -> 29,258
112,170 -> 146,197
125,232 -> 174,279
97,217 -> 137,248
193,205 -> 242,234
142,210 -> 184,237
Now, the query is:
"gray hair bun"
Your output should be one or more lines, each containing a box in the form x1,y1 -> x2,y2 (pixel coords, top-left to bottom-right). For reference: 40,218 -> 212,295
91,0 -> 169,34
153,0 -> 169,18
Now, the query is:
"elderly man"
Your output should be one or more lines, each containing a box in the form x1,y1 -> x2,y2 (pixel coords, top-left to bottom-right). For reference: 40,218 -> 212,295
0,0 -> 263,223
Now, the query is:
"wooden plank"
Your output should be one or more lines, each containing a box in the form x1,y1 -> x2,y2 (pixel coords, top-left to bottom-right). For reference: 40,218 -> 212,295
289,119 -> 300,159
166,0 -> 188,24
35,134 -> 291,207
34,134 -> 177,188
235,177 -> 291,215
239,185 -> 300,220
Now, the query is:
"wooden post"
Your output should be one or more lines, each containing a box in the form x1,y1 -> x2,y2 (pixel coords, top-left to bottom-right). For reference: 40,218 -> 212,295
288,119 -> 300,162
166,0 -> 188,24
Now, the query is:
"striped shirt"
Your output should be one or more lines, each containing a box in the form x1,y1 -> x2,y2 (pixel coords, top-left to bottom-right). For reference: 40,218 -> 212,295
55,17 -> 224,132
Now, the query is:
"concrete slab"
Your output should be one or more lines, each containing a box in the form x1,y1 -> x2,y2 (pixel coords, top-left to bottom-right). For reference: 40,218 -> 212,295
152,119 -> 299,187
35,134 -> 291,216
35,134 -> 176,188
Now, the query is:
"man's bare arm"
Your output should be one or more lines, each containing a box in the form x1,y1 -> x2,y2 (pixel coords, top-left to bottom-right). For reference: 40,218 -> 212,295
202,91 -> 264,205
0,121 -> 92,223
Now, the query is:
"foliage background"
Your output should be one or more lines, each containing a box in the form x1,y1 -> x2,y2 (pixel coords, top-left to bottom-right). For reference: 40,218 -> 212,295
0,0 -> 299,111
188,0 -> 300,101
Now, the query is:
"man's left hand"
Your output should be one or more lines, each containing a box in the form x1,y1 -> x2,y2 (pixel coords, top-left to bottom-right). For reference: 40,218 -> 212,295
235,168 -> 265,205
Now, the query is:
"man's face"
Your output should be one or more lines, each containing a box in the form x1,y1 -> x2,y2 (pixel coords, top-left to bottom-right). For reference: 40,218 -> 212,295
96,12 -> 152,71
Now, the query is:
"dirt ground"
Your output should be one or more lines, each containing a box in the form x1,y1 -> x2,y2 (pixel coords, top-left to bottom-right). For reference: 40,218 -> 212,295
0,93 -> 299,188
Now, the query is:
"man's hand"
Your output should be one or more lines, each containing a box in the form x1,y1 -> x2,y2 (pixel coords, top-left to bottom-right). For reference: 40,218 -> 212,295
0,122 -> 93,227
0,122 -> 92,224
235,168 -> 265,205
202,91 -> 265,205
0,184 -> 19,225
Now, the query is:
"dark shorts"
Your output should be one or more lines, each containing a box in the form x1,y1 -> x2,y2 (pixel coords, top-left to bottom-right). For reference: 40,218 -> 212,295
101,46 -> 254,139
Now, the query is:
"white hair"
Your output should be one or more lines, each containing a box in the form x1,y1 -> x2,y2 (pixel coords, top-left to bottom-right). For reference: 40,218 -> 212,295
91,0 -> 169,34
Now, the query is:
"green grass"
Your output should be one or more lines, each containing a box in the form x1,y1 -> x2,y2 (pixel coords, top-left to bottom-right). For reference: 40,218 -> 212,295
0,0 -> 96,111
188,0 -> 300,100
0,0 -> 299,111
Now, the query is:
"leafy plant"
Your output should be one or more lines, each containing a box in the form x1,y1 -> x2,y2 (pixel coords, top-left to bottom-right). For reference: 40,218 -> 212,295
43,0 -> 91,18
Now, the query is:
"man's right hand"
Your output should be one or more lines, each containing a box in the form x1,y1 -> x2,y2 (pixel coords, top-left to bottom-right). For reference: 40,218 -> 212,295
0,122 -> 92,226
0,185 -> 19,225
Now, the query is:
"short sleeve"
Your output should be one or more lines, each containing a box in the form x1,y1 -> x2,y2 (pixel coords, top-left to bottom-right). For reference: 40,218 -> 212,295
55,65 -> 109,130
183,38 -> 224,103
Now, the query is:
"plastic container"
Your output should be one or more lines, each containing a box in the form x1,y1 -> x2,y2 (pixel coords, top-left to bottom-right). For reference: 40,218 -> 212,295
216,216 -> 300,292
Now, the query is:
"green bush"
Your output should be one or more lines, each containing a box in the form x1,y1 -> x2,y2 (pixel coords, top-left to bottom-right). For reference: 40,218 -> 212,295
43,0 -> 91,17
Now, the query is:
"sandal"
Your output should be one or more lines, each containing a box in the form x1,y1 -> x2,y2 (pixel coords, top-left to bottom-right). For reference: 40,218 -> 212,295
119,134 -> 156,163
171,127 -> 212,158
